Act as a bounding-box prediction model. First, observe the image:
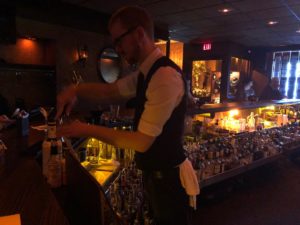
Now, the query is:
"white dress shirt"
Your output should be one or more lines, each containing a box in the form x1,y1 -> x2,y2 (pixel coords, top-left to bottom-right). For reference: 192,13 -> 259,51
116,48 -> 184,137
117,48 -> 200,208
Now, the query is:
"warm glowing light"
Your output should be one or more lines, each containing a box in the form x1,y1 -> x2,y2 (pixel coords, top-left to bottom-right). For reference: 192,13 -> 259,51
258,105 -> 275,114
77,45 -> 88,60
155,40 -> 183,68
263,120 -> 273,128
232,57 -> 238,63
268,21 -> 278,25
170,41 -> 183,69
218,8 -> 232,13
101,58 -> 113,63
265,106 -> 275,111
155,39 -> 166,45
19,38 -> 35,48
155,39 -> 179,45
229,109 -> 239,118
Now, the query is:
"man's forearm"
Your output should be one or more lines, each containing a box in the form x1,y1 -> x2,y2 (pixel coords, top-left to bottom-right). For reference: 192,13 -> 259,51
82,124 -> 155,153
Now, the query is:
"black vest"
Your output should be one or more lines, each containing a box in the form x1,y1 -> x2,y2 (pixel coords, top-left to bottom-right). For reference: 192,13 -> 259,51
133,56 -> 187,170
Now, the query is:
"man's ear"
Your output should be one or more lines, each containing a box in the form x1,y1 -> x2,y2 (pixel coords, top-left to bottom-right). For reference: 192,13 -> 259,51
135,26 -> 146,41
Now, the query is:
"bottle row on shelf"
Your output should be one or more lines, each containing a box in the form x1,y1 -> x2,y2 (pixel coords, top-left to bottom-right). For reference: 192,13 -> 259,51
82,138 -> 134,165
184,123 -> 300,182
106,161 -> 155,225
71,110 -> 300,224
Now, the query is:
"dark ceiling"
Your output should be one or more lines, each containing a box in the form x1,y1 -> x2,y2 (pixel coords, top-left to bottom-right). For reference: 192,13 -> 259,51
61,0 -> 300,47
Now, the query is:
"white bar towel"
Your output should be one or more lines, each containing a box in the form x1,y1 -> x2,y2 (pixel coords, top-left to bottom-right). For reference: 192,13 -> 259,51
179,158 -> 200,210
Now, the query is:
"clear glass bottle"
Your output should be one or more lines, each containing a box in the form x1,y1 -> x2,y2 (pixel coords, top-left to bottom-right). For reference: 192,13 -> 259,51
42,116 -> 62,178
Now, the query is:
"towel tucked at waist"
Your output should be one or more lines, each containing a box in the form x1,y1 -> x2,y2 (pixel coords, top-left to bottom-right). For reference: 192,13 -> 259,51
179,158 -> 200,210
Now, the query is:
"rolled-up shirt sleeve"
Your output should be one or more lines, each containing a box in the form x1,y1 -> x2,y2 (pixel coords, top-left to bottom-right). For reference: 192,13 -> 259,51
138,67 -> 184,137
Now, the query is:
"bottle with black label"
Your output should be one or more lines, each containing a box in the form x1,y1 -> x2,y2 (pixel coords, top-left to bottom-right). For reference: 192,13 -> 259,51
42,109 -> 62,182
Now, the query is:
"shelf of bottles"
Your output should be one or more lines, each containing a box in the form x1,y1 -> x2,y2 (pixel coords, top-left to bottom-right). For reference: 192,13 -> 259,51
272,50 -> 300,99
75,138 -> 155,224
75,139 -> 155,225
72,116 -> 156,225
184,103 -> 300,187
191,57 -> 251,103
191,60 -> 222,103
77,137 -> 133,186
106,161 -> 155,225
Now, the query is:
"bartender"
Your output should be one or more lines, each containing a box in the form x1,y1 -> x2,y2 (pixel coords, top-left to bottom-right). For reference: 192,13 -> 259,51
56,6 -> 199,225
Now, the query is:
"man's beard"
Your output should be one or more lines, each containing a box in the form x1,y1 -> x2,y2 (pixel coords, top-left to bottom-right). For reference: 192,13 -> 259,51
124,44 -> 140,66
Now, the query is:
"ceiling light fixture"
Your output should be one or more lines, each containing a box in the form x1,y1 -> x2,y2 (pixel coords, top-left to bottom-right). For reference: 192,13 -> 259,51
218,8 -> 232,14
267,21 -> 278,25
296,29 -> 300,33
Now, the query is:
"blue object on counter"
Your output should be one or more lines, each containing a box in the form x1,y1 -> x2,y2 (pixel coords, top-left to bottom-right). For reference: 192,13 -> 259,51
17,116 -> 29,136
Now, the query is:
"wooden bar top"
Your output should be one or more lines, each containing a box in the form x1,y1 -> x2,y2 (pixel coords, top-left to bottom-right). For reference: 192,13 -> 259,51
0,126 -> 69,225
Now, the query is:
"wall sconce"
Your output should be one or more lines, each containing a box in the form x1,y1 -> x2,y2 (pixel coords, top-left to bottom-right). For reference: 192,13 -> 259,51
77,45 -> 88,66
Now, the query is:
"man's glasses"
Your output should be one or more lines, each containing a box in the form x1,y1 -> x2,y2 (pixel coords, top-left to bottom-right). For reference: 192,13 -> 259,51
113,26 -> 138,48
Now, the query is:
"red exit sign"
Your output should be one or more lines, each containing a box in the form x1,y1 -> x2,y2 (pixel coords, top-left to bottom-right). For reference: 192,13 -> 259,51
203,43 -> 211,51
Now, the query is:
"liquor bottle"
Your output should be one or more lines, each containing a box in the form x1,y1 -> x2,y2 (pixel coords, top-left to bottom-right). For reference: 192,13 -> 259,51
90,138 -> 100,164
47,144 -> 62,188
247,112 -> 256,132
42,109 -> 63,186
42,112 -> 62,178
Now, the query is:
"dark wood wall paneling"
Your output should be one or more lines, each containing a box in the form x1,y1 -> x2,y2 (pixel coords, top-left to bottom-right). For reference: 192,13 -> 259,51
0,36 -> 56,113
0,65 -> 56,112
0,1 -> 110,114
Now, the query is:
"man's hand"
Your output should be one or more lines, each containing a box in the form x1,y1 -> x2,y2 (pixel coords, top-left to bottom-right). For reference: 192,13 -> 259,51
56,85 -> 78,119
0,115 -> 15,124
0,114 -> 16,130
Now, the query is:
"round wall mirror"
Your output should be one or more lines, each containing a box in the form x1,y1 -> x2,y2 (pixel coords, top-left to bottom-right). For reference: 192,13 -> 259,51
97,47 -> 121,83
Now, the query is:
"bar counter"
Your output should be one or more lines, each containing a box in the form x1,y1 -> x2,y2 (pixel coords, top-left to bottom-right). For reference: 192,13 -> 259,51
0,126 -> 69,225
